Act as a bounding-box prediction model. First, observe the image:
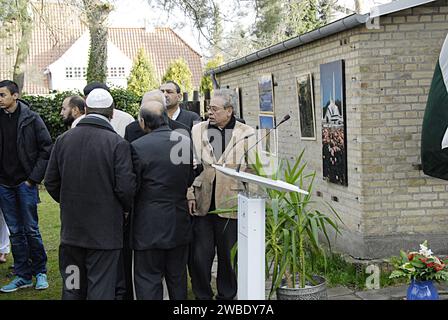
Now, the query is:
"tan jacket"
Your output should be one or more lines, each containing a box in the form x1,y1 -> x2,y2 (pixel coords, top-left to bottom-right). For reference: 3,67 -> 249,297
187,120 -> 257,219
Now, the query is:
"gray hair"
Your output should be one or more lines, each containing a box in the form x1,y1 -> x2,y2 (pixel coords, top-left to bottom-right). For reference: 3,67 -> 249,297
213,88 -> 236,109
141,90 -> 167,109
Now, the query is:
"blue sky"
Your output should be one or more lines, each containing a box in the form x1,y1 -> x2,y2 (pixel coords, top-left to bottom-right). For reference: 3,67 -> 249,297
320,60 -> 343,109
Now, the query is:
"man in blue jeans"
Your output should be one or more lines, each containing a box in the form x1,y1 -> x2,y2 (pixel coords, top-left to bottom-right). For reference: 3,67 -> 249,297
0,80 -> 52,293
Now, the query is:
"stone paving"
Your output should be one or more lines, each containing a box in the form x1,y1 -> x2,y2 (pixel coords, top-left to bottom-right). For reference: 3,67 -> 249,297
163,257 -> 448,300
327,282 -> 448,300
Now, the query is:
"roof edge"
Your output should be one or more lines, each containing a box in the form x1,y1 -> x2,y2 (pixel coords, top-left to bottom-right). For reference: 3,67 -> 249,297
207,13 -> 368,76
208,0 -> 437,75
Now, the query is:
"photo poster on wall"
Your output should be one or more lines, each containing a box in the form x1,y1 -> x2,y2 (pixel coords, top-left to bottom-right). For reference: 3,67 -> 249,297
296,73 -> 316,140
234,87 -> 242,120
320,60 -> 347,186
258,74 -> 275,113
259,114 -> 277,155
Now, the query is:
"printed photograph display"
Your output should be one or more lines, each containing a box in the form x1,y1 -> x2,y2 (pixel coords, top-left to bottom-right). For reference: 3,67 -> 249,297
259,114 -> 277,155
258,74 -> 275,113
320,60 -> 347,186
296,73 -> 316,140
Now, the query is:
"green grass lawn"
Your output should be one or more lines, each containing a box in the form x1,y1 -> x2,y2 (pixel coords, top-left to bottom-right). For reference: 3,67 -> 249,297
0,190 -> 402,300
0,190 -> 196,300
0,190 -> 62,300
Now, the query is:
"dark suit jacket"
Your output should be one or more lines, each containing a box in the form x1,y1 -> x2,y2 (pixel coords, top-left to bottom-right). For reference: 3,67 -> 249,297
175,108 -> 201,130
124,118 -> 190,143
131,125 -> 194,250
44,116 -> 136,250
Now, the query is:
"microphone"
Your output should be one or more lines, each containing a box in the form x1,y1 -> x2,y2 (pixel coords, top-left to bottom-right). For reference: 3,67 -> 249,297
235,114 -> 291,172
222,133 -> 256,167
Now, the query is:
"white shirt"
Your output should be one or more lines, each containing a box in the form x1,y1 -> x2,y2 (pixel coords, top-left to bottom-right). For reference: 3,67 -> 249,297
71,114 -> 86,128
110,109 -> 135,137
171,107 -> 181,121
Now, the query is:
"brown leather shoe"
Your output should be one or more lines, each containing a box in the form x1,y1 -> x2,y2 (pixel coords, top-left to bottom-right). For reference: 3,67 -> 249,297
0,253 -> 7,263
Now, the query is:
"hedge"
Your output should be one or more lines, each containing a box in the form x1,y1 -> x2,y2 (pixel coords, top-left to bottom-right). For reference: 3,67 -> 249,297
23,88 -> 141,141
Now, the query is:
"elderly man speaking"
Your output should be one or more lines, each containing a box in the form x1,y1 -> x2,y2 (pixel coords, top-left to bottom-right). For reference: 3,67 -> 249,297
187,88 -> 256,300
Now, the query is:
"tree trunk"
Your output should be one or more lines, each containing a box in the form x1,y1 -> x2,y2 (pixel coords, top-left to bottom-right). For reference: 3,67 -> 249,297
82,0 -> 112,84
12,0 -> 32,94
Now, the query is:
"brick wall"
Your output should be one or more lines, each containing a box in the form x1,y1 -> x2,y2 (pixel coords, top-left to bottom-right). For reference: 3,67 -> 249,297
215,0 -> 448,259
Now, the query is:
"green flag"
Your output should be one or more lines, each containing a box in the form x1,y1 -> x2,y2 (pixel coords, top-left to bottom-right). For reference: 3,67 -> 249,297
421,33 -> 448,179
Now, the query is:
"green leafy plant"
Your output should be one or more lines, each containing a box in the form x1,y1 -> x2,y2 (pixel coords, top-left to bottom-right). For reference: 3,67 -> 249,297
252,150 -> 343,298
389,241 -> 448,282
127,48 -> 159,96
23,88 -> 141,140
162,58 -> 193,96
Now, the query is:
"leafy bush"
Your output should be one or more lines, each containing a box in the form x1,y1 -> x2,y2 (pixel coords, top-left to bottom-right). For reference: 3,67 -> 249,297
127,48 -> 159,96
23,88 -> 142,141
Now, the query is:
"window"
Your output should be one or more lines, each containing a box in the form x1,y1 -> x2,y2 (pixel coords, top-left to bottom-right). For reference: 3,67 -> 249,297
65,67 -> 87,79
73,67 -> 82,78
107,66 -> 126,78
118,67 -> 125,77
110,67 -> 118,78
65,67 -> 73,79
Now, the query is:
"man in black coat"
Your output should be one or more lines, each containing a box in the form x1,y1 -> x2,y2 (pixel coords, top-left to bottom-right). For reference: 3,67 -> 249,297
44,88 -> 136,300
131,99 -> 194,300
0,80 -> 52,293
160,81 -> 201,129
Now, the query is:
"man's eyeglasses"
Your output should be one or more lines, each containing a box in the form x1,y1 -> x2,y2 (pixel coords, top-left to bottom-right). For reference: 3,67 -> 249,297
206,106 -> 226,113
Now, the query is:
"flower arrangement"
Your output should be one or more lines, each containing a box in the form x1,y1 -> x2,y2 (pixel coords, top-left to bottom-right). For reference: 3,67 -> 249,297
389,241 -> 448,282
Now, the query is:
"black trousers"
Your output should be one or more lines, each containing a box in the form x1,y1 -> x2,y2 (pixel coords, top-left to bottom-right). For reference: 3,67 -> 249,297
59,244 -> 120,300
134,245 -> 188,300
189,214 -> 237,300
115,220 -> 133,300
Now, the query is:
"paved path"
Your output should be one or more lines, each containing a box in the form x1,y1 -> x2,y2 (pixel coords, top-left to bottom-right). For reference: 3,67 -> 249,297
327,282 -> 448,300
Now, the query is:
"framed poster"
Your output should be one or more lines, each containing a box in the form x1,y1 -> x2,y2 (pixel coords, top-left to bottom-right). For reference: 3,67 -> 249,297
259,114 -> 277,155
296,73 -> 316,140
258,74 -> 274,113
234,87 -> 242,119
320,60 -> 347,186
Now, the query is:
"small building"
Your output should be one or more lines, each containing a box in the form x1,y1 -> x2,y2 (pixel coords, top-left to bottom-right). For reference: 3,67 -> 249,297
210,0 -> 448,259
0,1 -> 202,94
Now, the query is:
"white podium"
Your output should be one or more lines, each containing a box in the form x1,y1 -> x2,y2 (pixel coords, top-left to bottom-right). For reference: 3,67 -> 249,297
212,165 -> 308,300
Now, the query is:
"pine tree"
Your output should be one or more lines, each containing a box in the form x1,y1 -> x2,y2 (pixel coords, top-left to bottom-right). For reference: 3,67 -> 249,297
127,48 -> 159,96
162,58 -> 193,96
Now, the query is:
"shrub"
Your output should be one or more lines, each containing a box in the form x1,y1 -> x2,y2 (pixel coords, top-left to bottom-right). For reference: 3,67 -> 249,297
23,88 -> 142,141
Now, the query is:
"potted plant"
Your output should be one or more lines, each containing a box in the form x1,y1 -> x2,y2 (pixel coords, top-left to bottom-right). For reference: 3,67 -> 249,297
252,150 -> 343,300
389,241 -> 448,300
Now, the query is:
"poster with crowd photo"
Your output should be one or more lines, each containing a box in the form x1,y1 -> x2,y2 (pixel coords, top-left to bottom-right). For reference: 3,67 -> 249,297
296,73 -> 316,140
320,60 -> 347,186
258,74 -> 275,113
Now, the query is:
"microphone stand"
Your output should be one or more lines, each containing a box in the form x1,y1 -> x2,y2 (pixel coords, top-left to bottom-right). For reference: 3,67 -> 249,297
235,114 -> 291,172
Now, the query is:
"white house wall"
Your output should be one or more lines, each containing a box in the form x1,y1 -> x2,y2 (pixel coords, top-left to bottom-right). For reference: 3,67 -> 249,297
47,32 -> 133,92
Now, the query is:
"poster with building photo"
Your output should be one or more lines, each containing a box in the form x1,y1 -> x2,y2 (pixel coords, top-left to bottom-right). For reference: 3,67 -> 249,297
258,74 -> 275,113
296,73 -> 316,140
259,114 -> 277,155
320,60 -> 347,186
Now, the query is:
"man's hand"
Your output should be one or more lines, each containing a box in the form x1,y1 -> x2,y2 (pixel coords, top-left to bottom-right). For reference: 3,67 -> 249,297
188,200 -> 196,216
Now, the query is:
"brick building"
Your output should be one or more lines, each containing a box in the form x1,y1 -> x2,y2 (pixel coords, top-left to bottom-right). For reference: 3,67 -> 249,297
210,0 -> 448,259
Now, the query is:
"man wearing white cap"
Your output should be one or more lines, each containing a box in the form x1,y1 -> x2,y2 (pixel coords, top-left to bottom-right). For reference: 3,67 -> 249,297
44,88 -> 136,300
83,82 -> 134,137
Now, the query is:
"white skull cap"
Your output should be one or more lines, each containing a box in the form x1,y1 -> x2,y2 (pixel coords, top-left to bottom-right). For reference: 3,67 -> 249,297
86,88 -> 113,109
